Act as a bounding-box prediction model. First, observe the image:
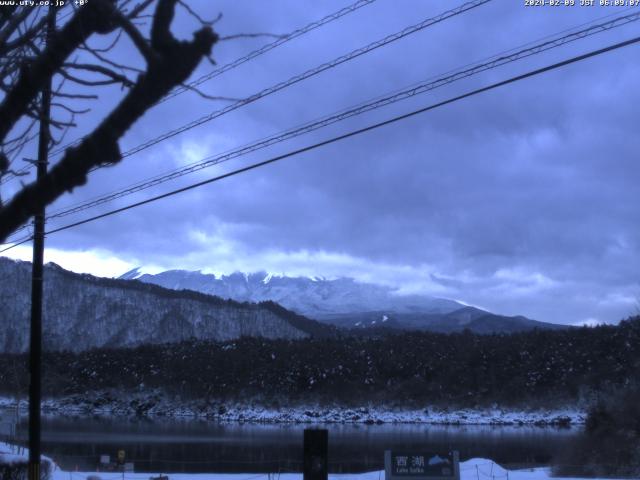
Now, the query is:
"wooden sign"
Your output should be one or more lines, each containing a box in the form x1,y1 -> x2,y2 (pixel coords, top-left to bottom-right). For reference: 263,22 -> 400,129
385,451 -> 459,480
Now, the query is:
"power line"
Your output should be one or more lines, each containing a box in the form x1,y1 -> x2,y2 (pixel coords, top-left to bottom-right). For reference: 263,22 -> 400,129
3,0 -> 492,221
40,35 -> 640,240
0,234 -> 33,254
0,5 -> 72,187
31,9 -> 640,227
114,0 -> 491,160
0,6 -> 88,186
161,0 -> 377,103
0,165 -> 31,185
3,0 -> 378,183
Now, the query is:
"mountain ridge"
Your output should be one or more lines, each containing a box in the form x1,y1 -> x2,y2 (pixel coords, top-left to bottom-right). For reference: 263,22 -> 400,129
0,257 -> 333,352
126,268 -> 570,333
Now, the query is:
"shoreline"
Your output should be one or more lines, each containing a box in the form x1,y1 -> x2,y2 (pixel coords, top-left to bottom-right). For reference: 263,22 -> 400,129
0,443 -> 572,480
4,441 -> 627,480
0,395 -> 585,426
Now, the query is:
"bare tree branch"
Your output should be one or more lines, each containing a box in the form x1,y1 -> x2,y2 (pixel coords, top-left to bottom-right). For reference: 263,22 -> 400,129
177,82 -> 239,102
0,13 -> 47,56
125,0 -> 156,19
150,0 -> 176,49
59,68 -> 126,87
0,6 -> 19,30
0,0 -> 121,144
0,0 -> 218,241
81,29 -> 123,53
0,7 -> 32,52
4,168 -> 30,179
177,0 -> 220,26
63,62 -> 135,87
53,91 -> 99,100
81,40 -> 145,74
112,10 -> 157,63
51,102 -> 91,115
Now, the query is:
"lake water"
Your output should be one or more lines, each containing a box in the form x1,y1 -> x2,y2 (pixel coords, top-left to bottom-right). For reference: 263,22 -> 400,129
14,417 -> 583,474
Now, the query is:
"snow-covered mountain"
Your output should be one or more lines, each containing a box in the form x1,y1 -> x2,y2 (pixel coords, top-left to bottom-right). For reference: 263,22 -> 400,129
0,258 -> 331,353
122,268 -> 464,318
126,268 -> 567,333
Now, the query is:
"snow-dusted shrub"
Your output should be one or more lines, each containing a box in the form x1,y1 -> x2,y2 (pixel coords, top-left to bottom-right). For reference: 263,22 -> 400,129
0,443 -> 54,480
0,460 -> 53,480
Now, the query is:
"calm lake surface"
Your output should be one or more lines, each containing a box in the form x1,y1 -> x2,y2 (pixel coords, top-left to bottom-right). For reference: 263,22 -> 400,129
14,416 -> 584,473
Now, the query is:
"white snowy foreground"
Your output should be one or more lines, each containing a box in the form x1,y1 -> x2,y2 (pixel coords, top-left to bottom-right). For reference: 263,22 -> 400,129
1,442 -> 621,480
48,460 -> 602,480
0,441 -> 56,472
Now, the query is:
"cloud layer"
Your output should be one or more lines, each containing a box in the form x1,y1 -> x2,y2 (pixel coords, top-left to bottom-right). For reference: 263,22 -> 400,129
3,0 -> 639,325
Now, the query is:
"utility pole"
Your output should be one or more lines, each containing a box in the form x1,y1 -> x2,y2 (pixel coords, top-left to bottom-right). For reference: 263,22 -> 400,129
29,6 -> 55,480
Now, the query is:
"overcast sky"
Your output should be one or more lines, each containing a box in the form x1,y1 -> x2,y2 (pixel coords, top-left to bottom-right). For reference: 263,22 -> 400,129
2,0 -> 639,326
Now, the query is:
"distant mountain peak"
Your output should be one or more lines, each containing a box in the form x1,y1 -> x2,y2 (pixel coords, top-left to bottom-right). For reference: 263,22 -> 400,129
132,268 -> 465,318
129,267 -> 568,334
118,267 -> 142,280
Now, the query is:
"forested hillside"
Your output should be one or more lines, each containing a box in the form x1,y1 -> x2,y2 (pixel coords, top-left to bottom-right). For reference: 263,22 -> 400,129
1,317 -> 637,408
0,258 -> 332,352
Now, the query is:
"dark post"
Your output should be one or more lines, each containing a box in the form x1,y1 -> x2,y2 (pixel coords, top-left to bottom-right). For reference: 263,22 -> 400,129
28,6 -> 55,480
303,429 -> 328,480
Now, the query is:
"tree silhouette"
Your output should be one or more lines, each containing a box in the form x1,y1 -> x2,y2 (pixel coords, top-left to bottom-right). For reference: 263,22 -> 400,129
0,0 -> 220,242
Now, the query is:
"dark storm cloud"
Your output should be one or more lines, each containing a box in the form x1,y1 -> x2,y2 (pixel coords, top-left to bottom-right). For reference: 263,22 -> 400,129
4,0 -> 639,325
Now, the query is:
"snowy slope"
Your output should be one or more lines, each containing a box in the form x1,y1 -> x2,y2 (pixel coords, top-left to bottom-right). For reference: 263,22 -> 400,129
130,269 -> 565,333
0,258 -> 331,353
0,441 -> 56,477
129,269 -> 465,319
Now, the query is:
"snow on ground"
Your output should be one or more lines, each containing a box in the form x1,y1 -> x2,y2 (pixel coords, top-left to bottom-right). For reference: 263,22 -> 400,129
1,442 -> 622,480
48,459 -> 606,480
0,440 -> 27,466
1,440 -> 55,471
0,397 -> 585,425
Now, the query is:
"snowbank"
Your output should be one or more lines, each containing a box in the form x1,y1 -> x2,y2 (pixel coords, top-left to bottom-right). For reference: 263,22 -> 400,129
1,441 -> 620,480
0,441 -> 57,478
48,458 -> 608,480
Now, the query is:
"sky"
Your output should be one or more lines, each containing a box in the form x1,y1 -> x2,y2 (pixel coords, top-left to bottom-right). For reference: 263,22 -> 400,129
2,0 -> 639,326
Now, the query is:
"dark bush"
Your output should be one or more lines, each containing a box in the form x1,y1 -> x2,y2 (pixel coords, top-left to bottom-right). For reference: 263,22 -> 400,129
554,386 -> 640,478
